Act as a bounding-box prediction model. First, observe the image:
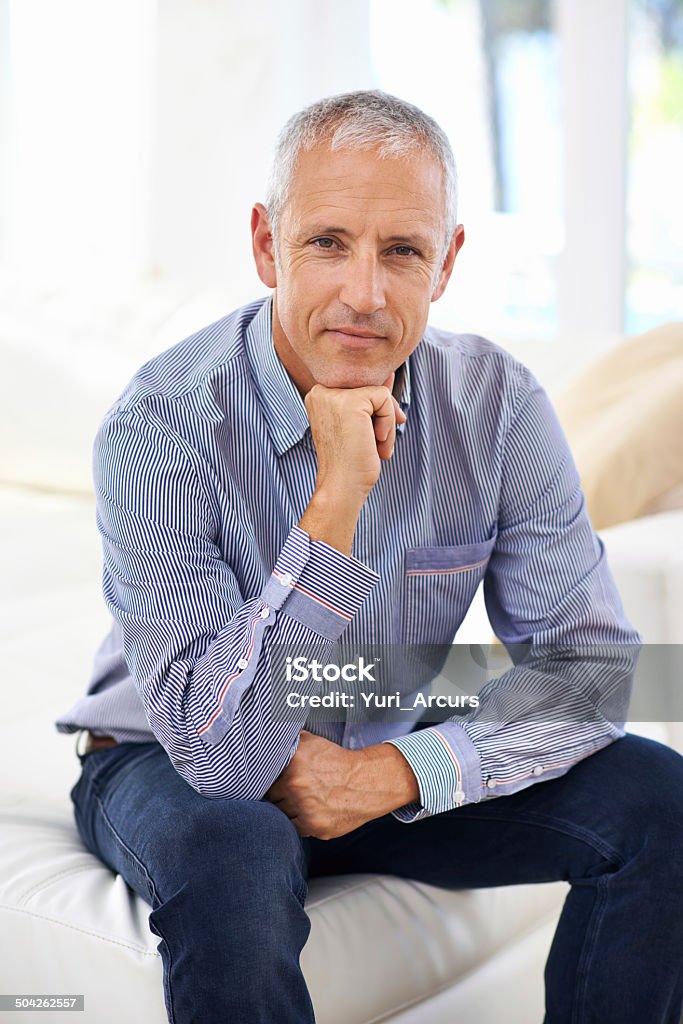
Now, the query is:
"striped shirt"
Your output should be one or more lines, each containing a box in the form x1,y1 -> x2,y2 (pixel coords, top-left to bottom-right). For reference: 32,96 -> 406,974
55,295 -> 639,822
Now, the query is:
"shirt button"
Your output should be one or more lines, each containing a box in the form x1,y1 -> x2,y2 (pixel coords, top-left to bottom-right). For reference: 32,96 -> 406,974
532,765 -> 543,776
279,573 -> 294,587
237,658 -> 249,670
454,789 -> 465,802
259,607 -> 270,619
486,778 -> 497,789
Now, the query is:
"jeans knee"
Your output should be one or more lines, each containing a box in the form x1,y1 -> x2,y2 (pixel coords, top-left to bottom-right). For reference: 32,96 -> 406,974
644,742 -> 683,839
166,797 -> 307,899
612,735 -> 683,857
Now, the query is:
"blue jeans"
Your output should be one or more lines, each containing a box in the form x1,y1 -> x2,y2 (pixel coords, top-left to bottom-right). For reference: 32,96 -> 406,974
70,732 -> 683,1023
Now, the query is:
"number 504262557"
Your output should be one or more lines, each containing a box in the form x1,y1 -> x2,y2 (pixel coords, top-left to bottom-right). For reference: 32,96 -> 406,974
0,995 -> 84,1011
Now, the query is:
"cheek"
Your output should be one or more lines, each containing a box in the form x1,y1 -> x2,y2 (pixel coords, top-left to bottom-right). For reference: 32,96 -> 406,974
394,297 -> 429,347
393,293 -> 420,326
286,270 -> 337,325
283,263 -> 332,303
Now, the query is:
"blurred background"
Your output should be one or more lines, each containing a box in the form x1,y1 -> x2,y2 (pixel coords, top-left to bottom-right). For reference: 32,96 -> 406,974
0,0 -> 682,490
2,1 -> 682,333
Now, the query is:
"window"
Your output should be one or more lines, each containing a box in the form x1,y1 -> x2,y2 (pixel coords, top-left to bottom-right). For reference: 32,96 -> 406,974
627,0 -> 683,332
371,0 -> 560,339
371,0 -> 683,339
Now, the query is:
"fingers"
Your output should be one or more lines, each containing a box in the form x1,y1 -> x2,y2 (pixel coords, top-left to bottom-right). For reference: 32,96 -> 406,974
303,377 -> 406,506
372,378 -> 406,461
393,395 -> 407,424
380,372 -> 407,424
372,391 -> 396,460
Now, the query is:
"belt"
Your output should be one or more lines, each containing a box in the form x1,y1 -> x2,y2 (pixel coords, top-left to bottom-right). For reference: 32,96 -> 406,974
82,731 -> 119,755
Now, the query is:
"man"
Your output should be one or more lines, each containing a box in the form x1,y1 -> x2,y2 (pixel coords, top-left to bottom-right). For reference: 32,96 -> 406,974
56,91 -> 683,1022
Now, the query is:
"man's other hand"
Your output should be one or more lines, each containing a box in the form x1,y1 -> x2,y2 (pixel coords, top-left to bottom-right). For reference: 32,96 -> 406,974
264,730 -> 420,840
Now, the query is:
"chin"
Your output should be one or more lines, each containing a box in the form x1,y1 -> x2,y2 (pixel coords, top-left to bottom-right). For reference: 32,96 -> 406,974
316,365 -> 387,390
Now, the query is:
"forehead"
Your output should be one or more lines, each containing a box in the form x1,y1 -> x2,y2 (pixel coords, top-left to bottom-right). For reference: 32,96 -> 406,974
284,143 -> 445,234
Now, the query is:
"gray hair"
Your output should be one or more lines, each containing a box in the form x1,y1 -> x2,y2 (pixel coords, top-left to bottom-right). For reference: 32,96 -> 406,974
264,90 -> 458,271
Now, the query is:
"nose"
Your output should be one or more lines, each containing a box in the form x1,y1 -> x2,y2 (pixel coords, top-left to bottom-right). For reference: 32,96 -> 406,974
338,251 -> 386,315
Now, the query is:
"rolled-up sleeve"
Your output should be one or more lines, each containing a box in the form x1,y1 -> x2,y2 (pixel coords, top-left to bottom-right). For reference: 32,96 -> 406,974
95,408 -> 379,799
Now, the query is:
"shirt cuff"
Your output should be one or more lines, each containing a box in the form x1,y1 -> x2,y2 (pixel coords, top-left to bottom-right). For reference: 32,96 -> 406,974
384,722 -> 483,822
262,525 -> 380,641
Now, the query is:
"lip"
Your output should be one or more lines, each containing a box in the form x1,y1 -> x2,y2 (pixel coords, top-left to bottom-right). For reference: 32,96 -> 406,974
326,328 -> 386,347
331,327 -> 384,338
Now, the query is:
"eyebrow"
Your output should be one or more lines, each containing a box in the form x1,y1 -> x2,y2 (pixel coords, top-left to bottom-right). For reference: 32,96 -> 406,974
301,225 -> 434,250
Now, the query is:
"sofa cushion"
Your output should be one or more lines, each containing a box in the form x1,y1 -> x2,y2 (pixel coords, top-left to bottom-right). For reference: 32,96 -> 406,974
0,795 -> 566,1024
0,281 -> 239,495
598,510 -> 683,644
555,322 -> 683,530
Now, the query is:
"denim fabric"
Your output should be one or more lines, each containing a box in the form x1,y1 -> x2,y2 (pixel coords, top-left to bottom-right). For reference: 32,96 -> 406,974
70,732 -> 683,1023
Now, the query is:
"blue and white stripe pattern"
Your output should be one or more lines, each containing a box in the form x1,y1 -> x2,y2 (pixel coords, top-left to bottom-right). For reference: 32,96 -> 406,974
55,295 -> 640,821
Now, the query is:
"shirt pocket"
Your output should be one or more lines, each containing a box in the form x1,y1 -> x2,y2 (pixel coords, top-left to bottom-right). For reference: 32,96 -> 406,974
403,534 -> 496,646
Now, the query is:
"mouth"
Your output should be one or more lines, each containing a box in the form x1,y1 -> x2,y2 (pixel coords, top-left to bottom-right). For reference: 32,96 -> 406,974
326,328 -> 386,348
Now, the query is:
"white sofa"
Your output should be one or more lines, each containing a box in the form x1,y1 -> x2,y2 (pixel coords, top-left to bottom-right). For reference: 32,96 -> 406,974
2,287 -> 682,1022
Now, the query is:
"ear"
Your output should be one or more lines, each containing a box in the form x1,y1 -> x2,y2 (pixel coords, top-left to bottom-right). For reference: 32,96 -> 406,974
251,203 -> 278,289
431,224 -> 465,302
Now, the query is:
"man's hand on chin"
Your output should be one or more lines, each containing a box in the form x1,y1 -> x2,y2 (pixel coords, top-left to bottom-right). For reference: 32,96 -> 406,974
264,730 -> 420,840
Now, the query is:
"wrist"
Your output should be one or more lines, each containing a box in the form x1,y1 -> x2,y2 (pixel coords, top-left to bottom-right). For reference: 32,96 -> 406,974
349,743 -> 420,817
299,487 -> 363,556
312,479 -> 367,516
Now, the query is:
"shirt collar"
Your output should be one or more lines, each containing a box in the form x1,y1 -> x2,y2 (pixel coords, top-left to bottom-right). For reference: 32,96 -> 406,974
244,294 -> 412,456
244,296 -> 310,456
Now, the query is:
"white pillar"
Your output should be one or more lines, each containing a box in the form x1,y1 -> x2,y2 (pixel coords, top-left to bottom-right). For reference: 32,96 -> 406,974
0,0 -> 10,269
557,0 -> 628,335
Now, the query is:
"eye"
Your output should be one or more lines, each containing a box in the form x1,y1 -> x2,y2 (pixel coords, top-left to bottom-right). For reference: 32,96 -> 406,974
311,237 -> 340,251
391,245 -> 419,257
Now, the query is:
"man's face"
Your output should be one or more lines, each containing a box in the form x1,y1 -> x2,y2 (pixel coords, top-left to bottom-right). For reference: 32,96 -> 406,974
252,143 -> 464,393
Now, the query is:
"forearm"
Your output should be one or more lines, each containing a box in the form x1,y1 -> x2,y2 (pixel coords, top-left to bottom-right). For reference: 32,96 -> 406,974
111,521 -> 379,800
